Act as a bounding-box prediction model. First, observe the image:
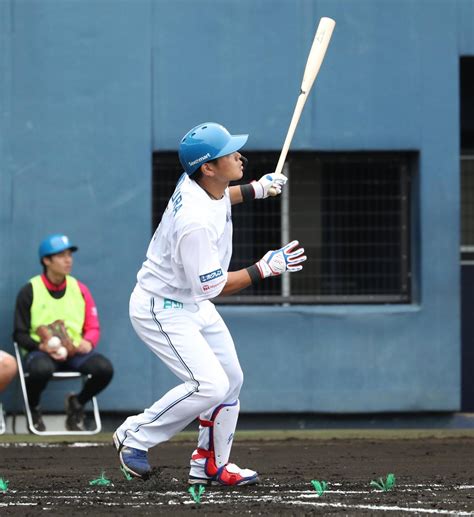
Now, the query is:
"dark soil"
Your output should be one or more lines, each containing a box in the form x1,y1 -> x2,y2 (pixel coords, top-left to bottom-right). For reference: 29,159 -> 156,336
1,438 -> 474,515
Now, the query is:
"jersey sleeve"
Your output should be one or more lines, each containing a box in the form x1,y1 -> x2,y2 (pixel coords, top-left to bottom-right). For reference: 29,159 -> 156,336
13,282 -> 39,351
77,281 -> 100,347
178,227 -> 227,301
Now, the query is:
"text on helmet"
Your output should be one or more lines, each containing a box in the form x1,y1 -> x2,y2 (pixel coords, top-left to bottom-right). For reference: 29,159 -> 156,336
189,153 -> 211,167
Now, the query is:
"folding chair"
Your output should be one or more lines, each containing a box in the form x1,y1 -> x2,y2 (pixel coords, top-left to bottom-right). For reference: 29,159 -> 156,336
14,342 -> 101,436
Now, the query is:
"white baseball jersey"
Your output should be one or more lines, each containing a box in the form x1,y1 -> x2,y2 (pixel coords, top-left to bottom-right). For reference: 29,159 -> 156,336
137,173 -> 233,303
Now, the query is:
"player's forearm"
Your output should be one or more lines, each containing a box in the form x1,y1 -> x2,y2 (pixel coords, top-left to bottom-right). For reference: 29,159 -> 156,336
219,269 -> 253,296
229,184 -> 258,205
229,185 -> 243,205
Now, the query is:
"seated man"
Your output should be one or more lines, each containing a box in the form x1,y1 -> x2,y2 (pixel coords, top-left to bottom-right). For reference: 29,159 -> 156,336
0,350 -> 17,392
13,234 -> 114,431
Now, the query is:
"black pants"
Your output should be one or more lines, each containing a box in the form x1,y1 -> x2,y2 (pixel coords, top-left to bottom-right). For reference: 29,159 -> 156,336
24,351 -> 114,408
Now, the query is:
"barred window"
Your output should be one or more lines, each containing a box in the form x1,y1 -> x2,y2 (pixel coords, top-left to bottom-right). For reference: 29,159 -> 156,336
152,151 -> 414,304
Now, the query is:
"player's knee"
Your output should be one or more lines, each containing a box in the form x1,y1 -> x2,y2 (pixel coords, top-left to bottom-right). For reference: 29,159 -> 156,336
26,355 -> 55,381
228,365 -> 244,394
82,355 -> 114,385
198,372 -> 230,405
3,354 -> 17,379
7,356 -> 18,382
0,353 -> 17,389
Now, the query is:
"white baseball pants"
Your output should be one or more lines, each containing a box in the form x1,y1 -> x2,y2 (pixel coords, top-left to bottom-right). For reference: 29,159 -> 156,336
115,284 -> 243,451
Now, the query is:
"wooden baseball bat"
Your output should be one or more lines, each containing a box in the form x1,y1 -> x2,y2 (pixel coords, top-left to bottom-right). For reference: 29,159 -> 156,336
268,17 -> 336,196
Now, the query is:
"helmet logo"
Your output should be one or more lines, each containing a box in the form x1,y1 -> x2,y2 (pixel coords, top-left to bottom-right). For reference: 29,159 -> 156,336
189,153 -> 211,167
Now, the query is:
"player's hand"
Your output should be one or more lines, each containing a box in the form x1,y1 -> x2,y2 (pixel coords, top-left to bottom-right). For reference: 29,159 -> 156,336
256,240 -> 307,278
251,173 -> 288,199
76,339 -> 93,354
38,341 -> 51,354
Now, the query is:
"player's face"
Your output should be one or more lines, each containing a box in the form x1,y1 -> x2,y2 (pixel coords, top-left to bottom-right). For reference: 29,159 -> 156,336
44,249 -> 74,278
212,152 -> 244,183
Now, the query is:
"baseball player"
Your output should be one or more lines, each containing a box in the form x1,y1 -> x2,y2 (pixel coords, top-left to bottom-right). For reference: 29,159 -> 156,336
113,122 -> 306,486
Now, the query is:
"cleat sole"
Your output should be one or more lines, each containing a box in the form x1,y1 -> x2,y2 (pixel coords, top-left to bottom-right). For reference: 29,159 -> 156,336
188,475 -> 260,487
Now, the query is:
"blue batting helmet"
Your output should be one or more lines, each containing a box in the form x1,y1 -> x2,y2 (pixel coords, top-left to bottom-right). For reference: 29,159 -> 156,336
178,122 -> 248,176
39,234 -> 78,260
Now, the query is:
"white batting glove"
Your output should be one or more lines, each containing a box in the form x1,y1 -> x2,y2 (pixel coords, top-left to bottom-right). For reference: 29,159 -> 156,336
256,240 -> 307,278
251,173 -> 288,199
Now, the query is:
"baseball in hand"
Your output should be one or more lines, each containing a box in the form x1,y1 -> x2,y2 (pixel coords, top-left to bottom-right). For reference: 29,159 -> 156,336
47,336 -> 61,350
55,346 -> 68,360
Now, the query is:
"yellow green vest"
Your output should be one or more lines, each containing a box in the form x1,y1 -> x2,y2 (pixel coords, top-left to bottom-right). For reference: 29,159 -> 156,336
29,275 -> 85,346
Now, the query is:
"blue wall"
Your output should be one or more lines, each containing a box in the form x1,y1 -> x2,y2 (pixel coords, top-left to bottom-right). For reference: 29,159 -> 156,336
1,0 -> 472,413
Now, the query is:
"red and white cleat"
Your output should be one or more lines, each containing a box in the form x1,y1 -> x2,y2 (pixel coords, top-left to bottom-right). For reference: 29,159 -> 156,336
189,462 -> 259,486
214,463 -> 259,486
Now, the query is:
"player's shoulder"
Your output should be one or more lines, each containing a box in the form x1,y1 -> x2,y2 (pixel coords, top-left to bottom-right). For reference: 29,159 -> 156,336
174,179 -> 209,217
166,174 -> 197,218
175,202 -> 209,232
170,174 -> 225,235
17,281 -> 33,299
73,277 -> 88,290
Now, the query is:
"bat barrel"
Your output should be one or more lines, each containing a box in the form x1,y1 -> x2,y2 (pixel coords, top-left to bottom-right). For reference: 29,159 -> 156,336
269,16 -> 336,196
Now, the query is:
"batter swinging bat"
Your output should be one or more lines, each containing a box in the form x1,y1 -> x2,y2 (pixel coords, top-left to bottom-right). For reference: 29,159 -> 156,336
268,17 -> 336,196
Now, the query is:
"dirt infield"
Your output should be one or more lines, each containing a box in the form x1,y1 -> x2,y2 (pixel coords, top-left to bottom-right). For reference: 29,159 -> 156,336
1,433 -> 474,515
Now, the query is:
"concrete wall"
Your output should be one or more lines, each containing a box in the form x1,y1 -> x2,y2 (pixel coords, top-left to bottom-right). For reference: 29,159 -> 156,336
1,0 -> 472,413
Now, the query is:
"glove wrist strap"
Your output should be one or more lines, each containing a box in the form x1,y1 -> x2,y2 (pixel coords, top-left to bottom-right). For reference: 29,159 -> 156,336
240,184 -> 255,202
246,264 -> 262,285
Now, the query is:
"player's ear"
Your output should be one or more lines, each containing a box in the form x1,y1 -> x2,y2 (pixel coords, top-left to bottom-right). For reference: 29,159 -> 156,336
201,161 -> 216,177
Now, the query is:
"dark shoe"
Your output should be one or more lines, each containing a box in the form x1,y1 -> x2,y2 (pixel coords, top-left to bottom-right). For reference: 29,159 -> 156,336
31,407 -> 46,432
65,394 -> 85,431
113,431 -> 151,478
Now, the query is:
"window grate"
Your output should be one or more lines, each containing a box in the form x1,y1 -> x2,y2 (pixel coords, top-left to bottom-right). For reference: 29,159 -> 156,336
152,151 -> 414,304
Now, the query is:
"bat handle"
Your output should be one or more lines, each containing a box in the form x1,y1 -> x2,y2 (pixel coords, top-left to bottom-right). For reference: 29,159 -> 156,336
267,93 -> 306,198
268,185 -> 279,197
267,152 -> 288,197
267,162 -> 288,197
